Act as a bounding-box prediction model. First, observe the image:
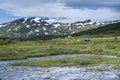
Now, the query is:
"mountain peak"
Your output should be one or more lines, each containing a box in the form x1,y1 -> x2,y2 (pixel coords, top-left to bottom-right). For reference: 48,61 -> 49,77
84,19 -> 92,23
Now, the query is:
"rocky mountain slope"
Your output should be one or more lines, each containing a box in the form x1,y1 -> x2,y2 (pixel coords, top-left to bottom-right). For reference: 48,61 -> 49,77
0,17 -> 119,39
0,17 -> 102,39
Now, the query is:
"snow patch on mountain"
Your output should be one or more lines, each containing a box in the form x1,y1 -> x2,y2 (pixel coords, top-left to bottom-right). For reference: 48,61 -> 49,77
44,19 -> 55,24
33,18 -> 41,23
0,24 -> 8,27
87,22 -> 94,25
69,28 -> 72,31
0,25 -> 2,27
35,29 -> 39,32
38,24 -> 41,26
74,23 -> 83,26
14,27 -> 19,31
23,18 -> 28,23
53,23 -> 60,28
42,27 -> 46,31
45,32 -> 48,35
54,30 -> 57,33
7,29 -> 11,32
26,25 -> 30,28
44,23 -> 49,26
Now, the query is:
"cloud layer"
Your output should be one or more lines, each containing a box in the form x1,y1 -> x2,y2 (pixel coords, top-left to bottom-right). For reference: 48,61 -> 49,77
0,0 -> 120,22
61,0 -> 120,10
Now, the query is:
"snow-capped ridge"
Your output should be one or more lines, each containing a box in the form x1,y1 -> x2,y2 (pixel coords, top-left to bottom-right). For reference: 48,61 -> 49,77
32,18 -> 41,23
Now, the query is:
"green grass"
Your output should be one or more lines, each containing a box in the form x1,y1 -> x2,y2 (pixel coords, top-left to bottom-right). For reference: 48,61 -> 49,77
13,56 -> 120,67
86,67 -> 110,71
0,36 -> 120,60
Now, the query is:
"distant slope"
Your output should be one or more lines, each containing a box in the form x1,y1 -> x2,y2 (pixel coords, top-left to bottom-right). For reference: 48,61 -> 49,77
71,22 -> 120,37
0,17 -> 100,40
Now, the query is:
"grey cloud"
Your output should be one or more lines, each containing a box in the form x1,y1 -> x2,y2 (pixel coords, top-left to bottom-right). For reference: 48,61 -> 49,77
1,0 -> 120,10
59,0 -> 120,11
0,0 -> 120,22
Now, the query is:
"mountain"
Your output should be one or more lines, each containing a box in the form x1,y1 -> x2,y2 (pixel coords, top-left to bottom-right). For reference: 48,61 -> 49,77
71,22 -> 120,37
0,17 -> 101,39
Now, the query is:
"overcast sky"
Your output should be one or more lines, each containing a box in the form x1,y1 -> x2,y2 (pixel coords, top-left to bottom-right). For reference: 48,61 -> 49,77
0,0 -> 120,23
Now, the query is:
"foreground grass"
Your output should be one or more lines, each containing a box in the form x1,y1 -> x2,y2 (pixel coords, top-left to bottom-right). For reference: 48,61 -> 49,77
14,56 -> 120,67
0,36 -> 120,60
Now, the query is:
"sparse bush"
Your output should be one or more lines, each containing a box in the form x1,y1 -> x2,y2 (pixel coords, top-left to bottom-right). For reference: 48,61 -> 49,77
0,39 -> 12,45
0,39 -> 20,45
114,37 -> 118,42
80,61 -> 91,66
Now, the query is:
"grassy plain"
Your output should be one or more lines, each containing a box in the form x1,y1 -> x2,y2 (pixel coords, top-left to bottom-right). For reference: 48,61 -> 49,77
0,36 -> 120,61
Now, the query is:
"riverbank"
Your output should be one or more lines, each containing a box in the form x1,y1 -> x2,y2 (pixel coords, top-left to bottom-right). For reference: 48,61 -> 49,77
14,54 -> 120,67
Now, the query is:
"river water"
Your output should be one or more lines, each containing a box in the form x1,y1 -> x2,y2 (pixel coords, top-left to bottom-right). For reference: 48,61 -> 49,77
0,54 -> 120,80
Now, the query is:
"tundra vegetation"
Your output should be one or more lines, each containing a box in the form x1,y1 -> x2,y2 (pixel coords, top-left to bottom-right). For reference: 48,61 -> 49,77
0,36 -> 120,68
0,37 -> 120,60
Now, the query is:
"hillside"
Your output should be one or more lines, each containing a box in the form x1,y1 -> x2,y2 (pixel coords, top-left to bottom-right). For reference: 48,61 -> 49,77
71,22 -> 120,37
0,17 -> 101,40
0,17 -> 120,39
